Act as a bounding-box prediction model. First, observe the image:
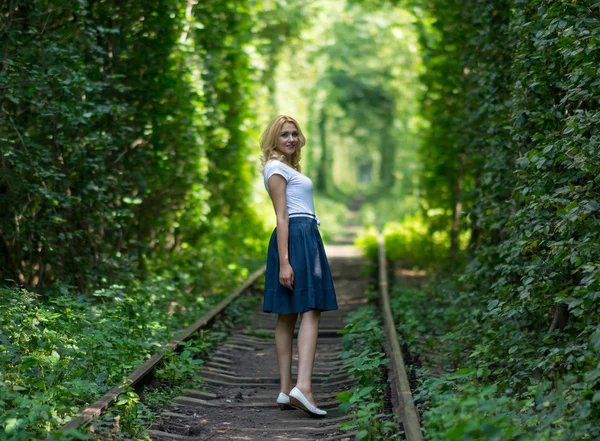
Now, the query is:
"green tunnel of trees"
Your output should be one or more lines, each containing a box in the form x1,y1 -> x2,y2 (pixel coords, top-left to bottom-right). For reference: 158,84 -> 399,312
1,0 -> 599,440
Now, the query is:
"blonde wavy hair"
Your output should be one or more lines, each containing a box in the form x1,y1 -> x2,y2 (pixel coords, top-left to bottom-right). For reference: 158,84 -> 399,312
260,115 -> 306,172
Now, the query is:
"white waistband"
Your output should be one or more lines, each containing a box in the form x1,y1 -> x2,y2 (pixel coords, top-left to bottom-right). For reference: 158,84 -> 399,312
289,213 -> 320,225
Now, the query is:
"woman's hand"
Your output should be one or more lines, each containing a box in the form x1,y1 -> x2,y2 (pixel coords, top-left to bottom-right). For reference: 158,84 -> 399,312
279,262 -> 294,290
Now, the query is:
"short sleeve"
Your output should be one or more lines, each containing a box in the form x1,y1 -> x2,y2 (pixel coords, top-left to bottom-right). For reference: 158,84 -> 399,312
264,161 -> 292,185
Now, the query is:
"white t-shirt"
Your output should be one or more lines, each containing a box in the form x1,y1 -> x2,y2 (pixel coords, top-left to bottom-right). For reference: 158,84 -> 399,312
263,160 -> 316,217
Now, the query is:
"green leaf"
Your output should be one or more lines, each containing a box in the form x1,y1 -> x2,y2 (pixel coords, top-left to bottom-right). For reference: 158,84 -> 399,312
336,391 -> 352,402
355,429 -> 370,441
4,418 -> 24,434
358,386 -> 375,397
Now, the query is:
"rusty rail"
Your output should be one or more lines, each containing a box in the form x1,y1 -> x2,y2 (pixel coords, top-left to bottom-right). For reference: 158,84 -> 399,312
378,234 -> 424,441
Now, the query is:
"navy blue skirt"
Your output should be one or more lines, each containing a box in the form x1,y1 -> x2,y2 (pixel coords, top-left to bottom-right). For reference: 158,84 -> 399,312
263,216 -> 338,314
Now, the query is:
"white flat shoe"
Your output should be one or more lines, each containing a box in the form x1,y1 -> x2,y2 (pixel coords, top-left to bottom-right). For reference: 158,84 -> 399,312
277,392 -> 293,410
289,387 -> 327,417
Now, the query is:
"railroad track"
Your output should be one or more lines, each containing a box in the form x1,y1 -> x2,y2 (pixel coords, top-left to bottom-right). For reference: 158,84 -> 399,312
147,254 -> 367,441
53,226 -> 425,441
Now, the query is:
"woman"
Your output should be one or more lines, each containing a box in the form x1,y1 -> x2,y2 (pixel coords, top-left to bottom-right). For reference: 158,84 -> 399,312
261,115 -> 338,418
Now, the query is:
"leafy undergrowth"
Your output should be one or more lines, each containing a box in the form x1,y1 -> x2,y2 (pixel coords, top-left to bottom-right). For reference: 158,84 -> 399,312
390,284 -> 600,441
0,279 -> 258,441
336,300 -> 402,441
355,215 -> 465,270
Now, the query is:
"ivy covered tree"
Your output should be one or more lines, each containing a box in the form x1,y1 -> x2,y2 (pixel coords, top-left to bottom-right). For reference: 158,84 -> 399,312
355,0 -> 599,437
0,0 -> 305,293
416,0 -> 599,438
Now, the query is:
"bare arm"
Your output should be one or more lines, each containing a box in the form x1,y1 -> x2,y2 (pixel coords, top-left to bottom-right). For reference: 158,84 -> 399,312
268,174 -> 294,290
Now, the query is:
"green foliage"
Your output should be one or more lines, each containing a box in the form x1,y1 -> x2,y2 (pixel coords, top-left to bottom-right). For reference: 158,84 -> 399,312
155,341 -> 204,385
390,284 -> 600,441
1,0 -> 192,289
386,0 -> 600,437
337,303 -> 402,440
355,213 -> 460,267
416,0 -> 600,328
358,194 -> 422,228
0,283 -> 260,440
272,0 -> 422,198
383,215 -> 453,264
355,225 -> 379,260
0,0 -> 280,293
0,282 -> 218,440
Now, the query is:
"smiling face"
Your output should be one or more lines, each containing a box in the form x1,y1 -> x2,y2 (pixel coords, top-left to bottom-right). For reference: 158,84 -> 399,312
260,115 -> 306,172
275,122 -> 300,161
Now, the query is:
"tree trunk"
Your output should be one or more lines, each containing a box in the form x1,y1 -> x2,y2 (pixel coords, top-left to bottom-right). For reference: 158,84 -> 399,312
379,113 -> 396,188
305,96 -> 316,173
548,304 -> 568,333
449,158 -> 464,260
315,108 -> 328,192
468,170 -> 482,251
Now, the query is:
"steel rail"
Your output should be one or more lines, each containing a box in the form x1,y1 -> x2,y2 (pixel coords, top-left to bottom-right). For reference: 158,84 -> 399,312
378,235 -> 424,441
49,265 -> 266,440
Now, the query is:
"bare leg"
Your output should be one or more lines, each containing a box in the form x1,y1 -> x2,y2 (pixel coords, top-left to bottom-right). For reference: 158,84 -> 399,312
276,313 -> 298,394
295,309 -> 321,405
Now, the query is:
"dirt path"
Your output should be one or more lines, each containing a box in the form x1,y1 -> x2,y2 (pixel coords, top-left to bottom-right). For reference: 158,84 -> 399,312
147,252 -> 368,441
